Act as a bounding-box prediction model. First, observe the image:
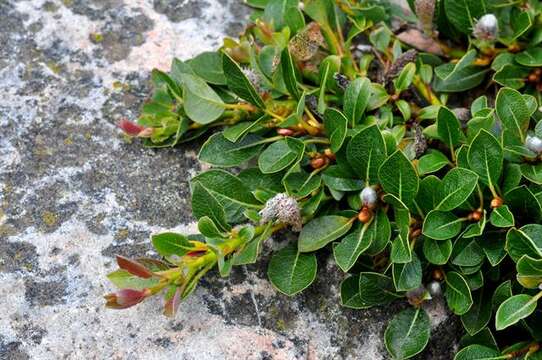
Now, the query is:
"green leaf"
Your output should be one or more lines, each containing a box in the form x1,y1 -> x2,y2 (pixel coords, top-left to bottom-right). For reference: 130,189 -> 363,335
460,289 -> 492,336
479,231 -> 507,267
453,345 -> 501,360
492,280 -> 513,310
495,294 -> 541,331
283,170 -> 322,198
358,272 -> 402,307
198,217 -> 227,238
505,224 -> 542,262
223,115 -> 267,143
423,237 -> 453,265
437,107 -> 463,150
493,64 -> 530,90
334,212 -> 389,272
258,138 -> 304,174
423,210 -> 463,240
107,270 -> 159,290
384,308 -> 431,360
467,130 -> 502,192
378,150 -> 419,206
322,166 -> 363,192
393,62 -> 416,93
417,150 -> 450,176
393,253 -> 422,291
520,163 -> 542,185
445,271 -> 473,315
452,237 -> 485,267
443,0 -> 488,33
495,87 -> 530,143
489,205 -> 514,228
515,47 -> 542,67
323,108 -> 348,153
199,133 -> 264,167
192,169 -> 260,208
232,222 -> 273,265
505,186 -> 542,222
365,209 -> 392,255
433,51 -> 489,92
347,125 -> 387,184
436,168 -> 478,211
222,52 -> 265,108
517,255 -> 542,289
180,73 -> 225,124
340,275 -> 365,309
416,176 -> 443,214
280,47 -> 300,99
267,244 -> 317,296
191,182 -> 230,231
264,0 -> 305,33
344,77 -> 370,126
298,216 -> 353,252
151,232 -> 194,257
188,51 -> 226,85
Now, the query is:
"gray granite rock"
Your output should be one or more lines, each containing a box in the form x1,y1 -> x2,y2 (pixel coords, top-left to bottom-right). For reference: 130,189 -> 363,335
0,1 -> 459,359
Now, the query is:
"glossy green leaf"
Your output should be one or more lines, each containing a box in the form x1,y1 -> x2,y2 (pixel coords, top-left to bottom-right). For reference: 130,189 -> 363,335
358,272 -> 402,307
443,0 -> 488,33
258,138 -> 304,174
417,150 -> 450,176
515,47 -> 542,67
517,255 -> 542,289
460,289 -> 492,336
436,168 -> 478,211
198,216 -> 227,238
340,275 -> 365,309
423,210 -> 463,240
324,108 -> 348,153
495,87 -> 530,143
267,244 -> 317,296
384,308 -> 431,360
495,294 -> 541,330
467,130 -> 502,191
423,237 -> 452,265
199,133 -> 264,167
489,205 -> 514,228
188,51 -> 226,85
298,216 -> 353,252
347,125 -> 387,184
520,163 -> 542,185
378,150 -> 419,206
453,345 -> 501,360
151,232 -> 194,257
280,47 -> 300,99
393,62 -> 416,93
191,182 -> 230,231
180,73 -> 225,124
505,224 -> 542,262
437,107 -> 463,150
222,52 -> 265,108
393,253 -> 422,292
344,77 -> 370,126
192,169 -> 260,208
445,271 -> 473,315
322,166 -> 363,192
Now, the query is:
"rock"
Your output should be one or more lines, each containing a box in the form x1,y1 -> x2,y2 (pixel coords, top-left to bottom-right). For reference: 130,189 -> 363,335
0,0 -> 460,358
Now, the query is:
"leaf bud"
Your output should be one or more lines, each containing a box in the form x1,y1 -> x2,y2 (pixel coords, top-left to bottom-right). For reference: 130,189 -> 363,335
310,157 -> 326,169
358,206 -> 372,223
104,288 -> 151,309
118,119 -> 153,138
277,128 -> 295,136
473,14 -> 498,41
116,255 -> 154,278
490,198 -> 503,209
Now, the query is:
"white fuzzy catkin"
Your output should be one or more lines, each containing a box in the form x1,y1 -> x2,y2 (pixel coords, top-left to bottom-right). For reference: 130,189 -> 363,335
259,193 -> 302,232
473,14 -> 498,41
360,186 -> 377,208
526,134 -> 542,154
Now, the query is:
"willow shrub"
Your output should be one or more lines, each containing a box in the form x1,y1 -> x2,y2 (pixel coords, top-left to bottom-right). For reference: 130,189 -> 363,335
107,0 -> 542,358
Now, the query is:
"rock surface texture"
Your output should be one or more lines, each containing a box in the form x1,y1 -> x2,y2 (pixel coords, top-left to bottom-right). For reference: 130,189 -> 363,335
0,1 -> 459,359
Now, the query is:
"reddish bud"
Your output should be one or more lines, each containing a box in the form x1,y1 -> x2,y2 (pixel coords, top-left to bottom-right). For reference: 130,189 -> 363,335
277,128 -> 295,136
104,288 -> 150,309
490,197 -> 503,209
358,207 -> 372,223
163,287 -> 182,317
118,119 -> 153,137
432,269 -> 444,281
186,250 -> 207,257
310,157 -> 326,169
116,255 -> 154,278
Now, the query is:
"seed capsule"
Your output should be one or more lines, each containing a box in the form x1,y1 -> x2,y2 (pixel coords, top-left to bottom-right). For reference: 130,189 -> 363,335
432,269 -> 444,281
310,157 -> 326,169
490,198 -> 503,208
277,128 -> 295,136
